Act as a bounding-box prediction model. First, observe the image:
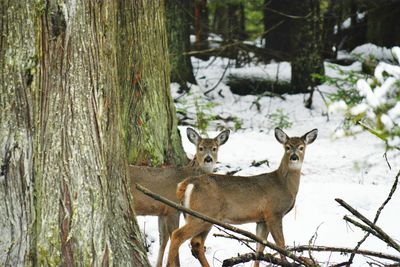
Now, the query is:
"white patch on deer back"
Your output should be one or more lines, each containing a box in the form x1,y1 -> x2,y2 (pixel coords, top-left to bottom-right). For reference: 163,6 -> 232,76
183,184 -> 194,209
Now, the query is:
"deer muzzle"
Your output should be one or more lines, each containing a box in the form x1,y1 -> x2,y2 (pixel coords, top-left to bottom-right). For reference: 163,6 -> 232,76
204,155 -> 213,163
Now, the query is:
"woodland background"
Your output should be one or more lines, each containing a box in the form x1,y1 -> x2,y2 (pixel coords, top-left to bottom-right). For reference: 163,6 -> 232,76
1,0 -> 399,266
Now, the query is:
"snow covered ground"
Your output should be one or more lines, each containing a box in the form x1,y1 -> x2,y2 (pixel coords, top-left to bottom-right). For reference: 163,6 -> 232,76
137,46 -> 400,266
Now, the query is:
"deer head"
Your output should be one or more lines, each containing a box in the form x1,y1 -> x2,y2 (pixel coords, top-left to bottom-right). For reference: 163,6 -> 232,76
275,128 -> 318,170
186,127 -> 230,173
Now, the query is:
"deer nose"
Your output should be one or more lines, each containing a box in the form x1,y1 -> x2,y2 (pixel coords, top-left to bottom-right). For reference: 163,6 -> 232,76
290,154 -> 299,161
204,155 -> 213,163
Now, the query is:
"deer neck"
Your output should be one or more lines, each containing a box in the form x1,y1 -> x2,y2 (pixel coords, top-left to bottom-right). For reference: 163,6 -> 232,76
277,156 -> 302,196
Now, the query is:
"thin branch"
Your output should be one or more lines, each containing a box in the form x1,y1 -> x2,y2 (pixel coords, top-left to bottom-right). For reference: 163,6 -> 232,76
204,59 -> 230,95
346,168 -> 400,264
343,215 -> 383,241
214,226 -> 255,252
222,252 -> 300,267
264,6 -> 311,19
212,235 -> 400,263
289,245 -> 400,263
335,198 -> 400,252
135,183 -> 311,266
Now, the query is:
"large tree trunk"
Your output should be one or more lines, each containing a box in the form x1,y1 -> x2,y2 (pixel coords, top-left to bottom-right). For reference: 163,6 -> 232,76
122,1 -> 187,166
0,0 -> 183,265
291,0 -> 324,102
166,0 -> 197,92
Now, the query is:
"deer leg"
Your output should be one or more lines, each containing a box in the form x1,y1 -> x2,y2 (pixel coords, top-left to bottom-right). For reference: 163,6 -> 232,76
268,217 -> 286,261
156,213 -> 180,267
190,228 -> 211,266
156,215 -> 169,267
253,221 -> 269,267
167,219 -> 212,267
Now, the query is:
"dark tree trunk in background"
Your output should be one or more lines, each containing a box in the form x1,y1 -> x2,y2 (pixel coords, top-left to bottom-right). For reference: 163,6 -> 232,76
213,2 -> 247,42
194,0 -> 209,53
166,0 -> 197,92
342,0 -> 367,50
366,0 -> 400,47
263,0 -> 296,59
0,0 -> 185,265
212,1 -> 247,65
323,0 -> 340,59
291,0 -> 324,106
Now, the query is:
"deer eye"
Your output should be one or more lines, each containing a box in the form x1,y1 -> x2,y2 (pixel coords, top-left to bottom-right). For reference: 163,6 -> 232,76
199,146 -> 204,151
212,147 -> 217,152
299,146 -> 304,151
285,146 -> 291,151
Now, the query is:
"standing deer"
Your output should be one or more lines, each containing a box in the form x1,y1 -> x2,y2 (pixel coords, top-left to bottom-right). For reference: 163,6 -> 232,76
166,128 -> 318,267
130,127 -> 230,267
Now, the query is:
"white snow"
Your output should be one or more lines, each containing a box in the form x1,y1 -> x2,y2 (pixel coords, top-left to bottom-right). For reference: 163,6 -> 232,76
137,47 -> 400,267
350,43 -> 395,61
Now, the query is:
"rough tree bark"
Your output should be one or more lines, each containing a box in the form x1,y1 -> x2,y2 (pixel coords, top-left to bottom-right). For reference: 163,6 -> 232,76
166,0 -> 197,92
0,0 -> 183,265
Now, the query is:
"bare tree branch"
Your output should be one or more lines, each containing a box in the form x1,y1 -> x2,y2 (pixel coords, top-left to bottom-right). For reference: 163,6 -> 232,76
135,183 -> 312,266
335,198 -> 400,252
289,245 -> 400,263
344,168 -> 400,264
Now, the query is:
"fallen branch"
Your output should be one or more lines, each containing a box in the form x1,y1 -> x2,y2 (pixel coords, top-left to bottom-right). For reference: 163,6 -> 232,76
289,245 -> 400,263
222,252 -> 300,267
213,234 -> 400,263
136,183 -> 311,266
335,198 -> 400,252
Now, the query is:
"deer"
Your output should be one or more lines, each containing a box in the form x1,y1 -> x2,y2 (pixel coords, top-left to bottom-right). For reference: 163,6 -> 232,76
129,127 -> 230,267
166,127 -> 318,267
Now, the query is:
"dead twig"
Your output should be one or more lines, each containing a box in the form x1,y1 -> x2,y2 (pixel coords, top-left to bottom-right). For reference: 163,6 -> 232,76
135,183 -> 311,266
251,159 -> 270,167
222,252 -> 300,267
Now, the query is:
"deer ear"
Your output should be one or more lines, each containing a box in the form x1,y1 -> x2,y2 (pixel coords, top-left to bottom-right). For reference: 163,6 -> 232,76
187,127 -> 201,145
302,129 -> 318,144
275,128 -> 288,144
215,129 -> 230,146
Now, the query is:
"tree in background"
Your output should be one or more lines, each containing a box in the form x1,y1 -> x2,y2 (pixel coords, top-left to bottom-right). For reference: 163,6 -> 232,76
166,0 -> 197,92
211,0 -> 247,42
0,0 -> 185,265
290,0 -> 324,106
263,0 -> 295,59
194,0 -> 209,53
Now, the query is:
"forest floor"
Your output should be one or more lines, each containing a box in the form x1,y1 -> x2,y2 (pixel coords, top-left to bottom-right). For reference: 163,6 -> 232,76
138,44 -> 400,266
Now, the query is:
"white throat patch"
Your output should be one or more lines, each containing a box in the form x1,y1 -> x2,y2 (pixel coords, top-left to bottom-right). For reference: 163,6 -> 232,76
201,163 -> 214,173
288,161 -> 302,170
